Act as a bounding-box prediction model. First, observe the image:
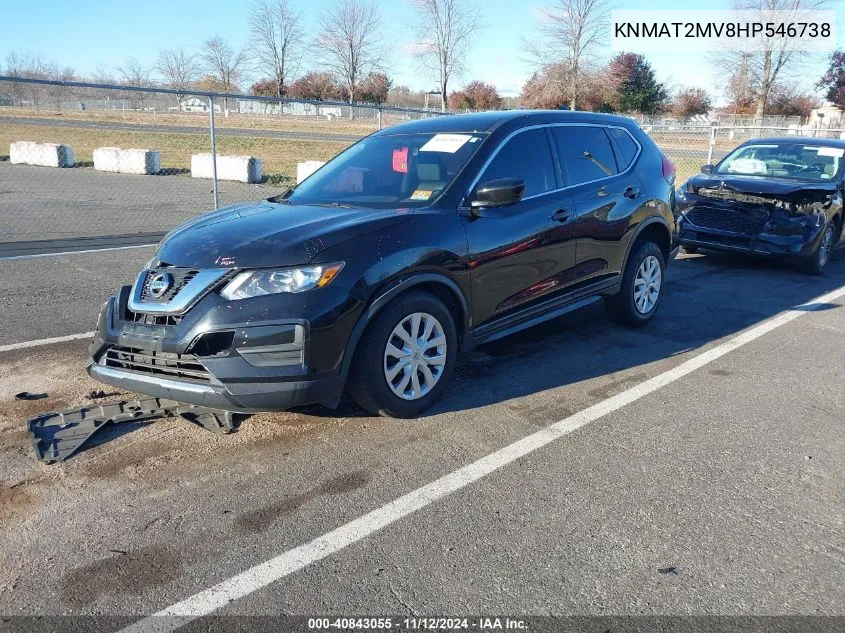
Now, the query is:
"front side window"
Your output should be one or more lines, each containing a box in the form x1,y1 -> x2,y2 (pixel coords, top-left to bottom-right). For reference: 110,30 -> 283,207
476,128 -> 557,197
715,143 -> 844,182
288,132 -> 487,208
553,126 -> 619,185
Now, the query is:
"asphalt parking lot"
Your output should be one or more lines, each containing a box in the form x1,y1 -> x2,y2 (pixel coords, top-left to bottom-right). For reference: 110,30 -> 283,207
0,245 -> 843,627
0,162 -> 286,244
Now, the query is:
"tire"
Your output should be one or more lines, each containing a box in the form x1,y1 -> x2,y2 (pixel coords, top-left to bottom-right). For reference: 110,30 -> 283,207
347,290 -> 458,418
605,241 -> 666,327
800,222 -> 836,276
681,244 -> 699,254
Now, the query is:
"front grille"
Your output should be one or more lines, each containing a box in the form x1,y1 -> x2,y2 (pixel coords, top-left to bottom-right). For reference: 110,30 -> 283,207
103,346 -> 212,383
139,268 -> 200,303
685,205 -> 769,235
129,311 -> 183,326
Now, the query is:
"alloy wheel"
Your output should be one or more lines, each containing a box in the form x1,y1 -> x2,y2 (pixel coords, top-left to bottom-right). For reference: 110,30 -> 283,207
383,312 -> 447,401
633,255 -> 662,314
819,225 -> 835,268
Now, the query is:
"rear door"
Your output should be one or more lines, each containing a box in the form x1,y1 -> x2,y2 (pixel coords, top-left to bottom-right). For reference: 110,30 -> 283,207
551,125 -> 645,283
462,127 -> 578,328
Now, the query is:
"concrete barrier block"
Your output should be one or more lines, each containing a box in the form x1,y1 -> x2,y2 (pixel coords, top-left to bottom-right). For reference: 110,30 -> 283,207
191,153 -> 262,183
297,160 -> 325,183
93,147 -> 121,172
120,149 -> 161,175
10,141 -> 74,167
94,147 -> 161,174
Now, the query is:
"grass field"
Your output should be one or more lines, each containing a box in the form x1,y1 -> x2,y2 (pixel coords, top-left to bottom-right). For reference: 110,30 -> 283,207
0,106 -> 404,136
0,117 -> 722,187
0,123 -> 352,185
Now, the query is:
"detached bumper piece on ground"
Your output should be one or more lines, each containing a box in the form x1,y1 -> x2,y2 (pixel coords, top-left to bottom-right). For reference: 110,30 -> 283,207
28,397 -> 243,463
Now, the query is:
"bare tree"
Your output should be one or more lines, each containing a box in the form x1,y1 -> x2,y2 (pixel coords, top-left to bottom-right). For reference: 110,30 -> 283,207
5,50 -> 49,107
249,0 -> 306,99
315,0 -> 385,105
156,48 -> 200,102
525,0 -> 610,110
45,63 -> 78,108
118,57 -> 153,109
715,0 -> 827,119
90,65 -> 118,105
409,0 -> 480,112
200,36 -> 248,109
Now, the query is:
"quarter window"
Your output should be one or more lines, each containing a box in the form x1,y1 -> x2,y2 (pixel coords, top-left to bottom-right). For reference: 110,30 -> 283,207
608,127 -> 639,169
553,126 -> 619,185
477,128 -> 556,197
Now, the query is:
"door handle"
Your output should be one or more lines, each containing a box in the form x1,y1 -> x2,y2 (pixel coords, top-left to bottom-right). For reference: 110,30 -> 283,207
551,208 -> 573,223
623,185 -> 640,199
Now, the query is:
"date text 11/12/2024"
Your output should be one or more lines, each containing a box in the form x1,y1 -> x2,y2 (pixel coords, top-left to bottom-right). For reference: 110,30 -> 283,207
307,617 -> 528,630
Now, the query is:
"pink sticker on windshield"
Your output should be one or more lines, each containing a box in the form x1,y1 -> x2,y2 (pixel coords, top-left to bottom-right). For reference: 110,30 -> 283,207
393,147 -> 408,173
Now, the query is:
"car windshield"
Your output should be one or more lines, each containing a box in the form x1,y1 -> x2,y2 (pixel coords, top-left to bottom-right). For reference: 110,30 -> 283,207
715,142 -> 844,182
287,132 -> 487,209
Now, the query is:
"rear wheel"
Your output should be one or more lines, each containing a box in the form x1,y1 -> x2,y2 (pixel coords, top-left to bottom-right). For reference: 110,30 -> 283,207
605,241 -> 665,327
347,290 -> 457,418
801,222 -> 836,275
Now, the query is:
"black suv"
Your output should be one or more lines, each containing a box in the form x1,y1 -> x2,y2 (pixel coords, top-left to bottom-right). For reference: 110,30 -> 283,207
89,111 -> 678,417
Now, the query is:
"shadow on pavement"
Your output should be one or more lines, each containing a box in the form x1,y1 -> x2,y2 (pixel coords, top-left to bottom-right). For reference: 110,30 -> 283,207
303,250 -> 845,419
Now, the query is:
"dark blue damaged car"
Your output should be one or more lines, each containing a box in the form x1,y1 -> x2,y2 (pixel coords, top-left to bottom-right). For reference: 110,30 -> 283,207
676,137 -> 845,274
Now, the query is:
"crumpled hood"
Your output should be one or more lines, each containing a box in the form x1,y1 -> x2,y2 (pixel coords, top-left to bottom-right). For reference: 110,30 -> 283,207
155,201 -> 413,268
686,174 -> 837,213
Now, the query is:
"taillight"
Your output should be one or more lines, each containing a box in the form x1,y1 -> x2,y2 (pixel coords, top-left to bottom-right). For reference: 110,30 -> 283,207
661,155 -> 676,184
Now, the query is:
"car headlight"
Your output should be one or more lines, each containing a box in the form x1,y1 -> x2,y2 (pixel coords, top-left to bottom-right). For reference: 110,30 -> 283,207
220,262 -> 345,300
675,184 -> 687,202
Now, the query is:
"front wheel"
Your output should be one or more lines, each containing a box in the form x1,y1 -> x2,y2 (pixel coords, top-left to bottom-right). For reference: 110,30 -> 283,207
605,241 -> 666,327
347,290 -> 458,418
801,223 -> 836,275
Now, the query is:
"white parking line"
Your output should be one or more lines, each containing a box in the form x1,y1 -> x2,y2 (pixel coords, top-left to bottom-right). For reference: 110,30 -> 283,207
0,243 -> 156,261
116,283 -> 845,633
0,331 -> 95,353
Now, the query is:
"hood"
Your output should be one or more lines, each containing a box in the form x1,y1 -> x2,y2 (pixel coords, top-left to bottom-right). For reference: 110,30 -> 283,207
155,201 -> 413,268
685,174 -> 837,213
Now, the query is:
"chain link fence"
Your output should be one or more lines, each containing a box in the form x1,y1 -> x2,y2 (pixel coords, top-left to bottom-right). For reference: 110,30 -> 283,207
1,76 -> 843,249
0,77 -> 446,246
645,124 -> 845,184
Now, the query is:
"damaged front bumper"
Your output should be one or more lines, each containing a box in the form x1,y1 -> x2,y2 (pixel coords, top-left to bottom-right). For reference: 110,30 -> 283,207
88,285 -> 346,412
677,208 -> 829,257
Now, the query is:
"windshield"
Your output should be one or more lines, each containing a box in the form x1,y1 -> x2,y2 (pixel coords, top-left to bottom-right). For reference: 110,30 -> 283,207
715,142 -> 844,182
287,132 -> 487,209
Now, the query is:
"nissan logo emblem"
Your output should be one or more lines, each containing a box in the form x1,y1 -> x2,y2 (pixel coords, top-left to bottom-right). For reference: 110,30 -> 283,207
147,271 -> 173,299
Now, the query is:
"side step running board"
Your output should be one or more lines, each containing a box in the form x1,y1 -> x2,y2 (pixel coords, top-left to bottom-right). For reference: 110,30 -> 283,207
28,397 -> 241,463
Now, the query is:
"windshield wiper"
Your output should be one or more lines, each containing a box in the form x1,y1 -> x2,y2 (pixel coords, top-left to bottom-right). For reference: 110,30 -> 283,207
312,201 -> 357,209
267,187 -> 293,204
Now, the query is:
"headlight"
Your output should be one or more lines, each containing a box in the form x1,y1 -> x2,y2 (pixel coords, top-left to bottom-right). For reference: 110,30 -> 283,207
675,185 -> 687,202
220,262 -> 345,300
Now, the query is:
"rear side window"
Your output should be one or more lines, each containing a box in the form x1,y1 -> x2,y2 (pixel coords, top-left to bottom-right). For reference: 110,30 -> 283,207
608,127 -> 639,169
553,126 -> 618,185
478,128 -> 556,197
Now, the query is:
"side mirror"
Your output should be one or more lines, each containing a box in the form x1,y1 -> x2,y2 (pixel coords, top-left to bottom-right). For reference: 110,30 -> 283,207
700,164 -> 714,174
470,178 -> 525,213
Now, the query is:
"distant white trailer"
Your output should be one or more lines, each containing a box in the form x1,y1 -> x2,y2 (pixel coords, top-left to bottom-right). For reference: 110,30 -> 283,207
10,141 -> 74,167
191,153 -> 263,183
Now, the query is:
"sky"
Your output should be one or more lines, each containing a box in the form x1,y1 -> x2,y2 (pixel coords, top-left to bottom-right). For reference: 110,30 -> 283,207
2,0 -> 843,102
